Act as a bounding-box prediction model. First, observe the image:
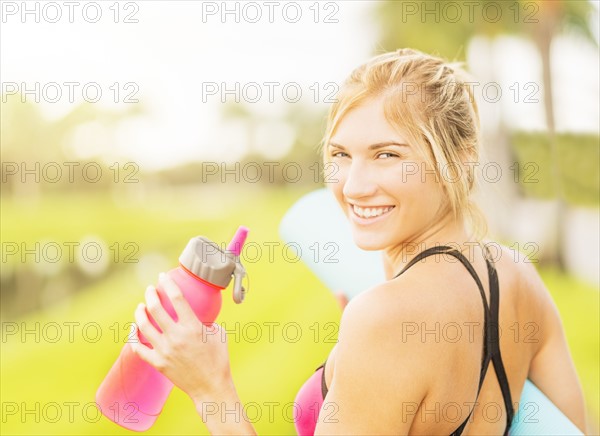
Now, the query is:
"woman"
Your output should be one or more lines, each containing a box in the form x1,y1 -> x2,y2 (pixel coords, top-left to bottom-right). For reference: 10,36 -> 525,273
131,49 -> 587,435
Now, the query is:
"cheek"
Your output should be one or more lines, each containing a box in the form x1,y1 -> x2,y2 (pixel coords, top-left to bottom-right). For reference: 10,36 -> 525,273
398,166 -> 446,210
327,163 -> 346,188
326,167 -> 346,205
383,159 -> 432,192
324,160 -> 344,184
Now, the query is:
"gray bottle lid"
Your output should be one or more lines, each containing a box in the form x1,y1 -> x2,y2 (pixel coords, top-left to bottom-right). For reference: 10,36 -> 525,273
179,236 -> 247,303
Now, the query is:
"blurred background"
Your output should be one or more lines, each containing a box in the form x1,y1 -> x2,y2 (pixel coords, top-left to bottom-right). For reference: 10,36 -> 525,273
1,1 -> 599,434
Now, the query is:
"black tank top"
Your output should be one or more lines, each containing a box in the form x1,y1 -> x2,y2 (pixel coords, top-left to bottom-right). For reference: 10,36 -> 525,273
317,245 -> 514,435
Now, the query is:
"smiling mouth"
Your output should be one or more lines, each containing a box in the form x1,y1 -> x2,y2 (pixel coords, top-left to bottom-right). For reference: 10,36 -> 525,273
351,204 -> 395,219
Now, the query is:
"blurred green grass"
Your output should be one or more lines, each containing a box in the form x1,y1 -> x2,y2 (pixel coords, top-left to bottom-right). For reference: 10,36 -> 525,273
1,186 -> 598,434
1,185 -> 340,435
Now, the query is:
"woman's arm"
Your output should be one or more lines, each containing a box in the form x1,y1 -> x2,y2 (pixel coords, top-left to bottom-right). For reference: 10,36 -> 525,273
314,283 -> 433,435
522,263 -> 587,433
131,273 -> 257,435
191,383 -> 257,435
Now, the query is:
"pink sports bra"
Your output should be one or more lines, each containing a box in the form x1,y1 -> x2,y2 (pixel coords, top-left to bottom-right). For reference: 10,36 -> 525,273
293,364 -> 326,436
293,245 -> 514,436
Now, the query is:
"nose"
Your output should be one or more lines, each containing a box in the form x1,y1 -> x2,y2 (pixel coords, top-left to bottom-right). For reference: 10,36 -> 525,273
341,159 -> 378,201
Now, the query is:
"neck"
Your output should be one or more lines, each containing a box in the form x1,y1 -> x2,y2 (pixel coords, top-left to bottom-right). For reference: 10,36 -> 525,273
381,212 -> 476,280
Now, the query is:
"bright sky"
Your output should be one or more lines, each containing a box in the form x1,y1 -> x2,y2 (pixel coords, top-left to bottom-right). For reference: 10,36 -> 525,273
2,1 -> 598,170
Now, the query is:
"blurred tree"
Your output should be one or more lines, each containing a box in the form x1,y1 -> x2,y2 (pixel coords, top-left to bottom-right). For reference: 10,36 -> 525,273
1,97 -> 143,197
1,98 -> 144,318
374,0 -> 598,269
522,1 -> 597,269
221,101 -> 329,186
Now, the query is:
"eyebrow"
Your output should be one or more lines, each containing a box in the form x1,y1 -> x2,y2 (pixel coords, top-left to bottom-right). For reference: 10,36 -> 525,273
328,141 -> 409,150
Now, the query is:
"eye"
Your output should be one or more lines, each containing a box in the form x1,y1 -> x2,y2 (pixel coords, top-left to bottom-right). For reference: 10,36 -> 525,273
377,152 -> 399,159
331,151 -> 349,158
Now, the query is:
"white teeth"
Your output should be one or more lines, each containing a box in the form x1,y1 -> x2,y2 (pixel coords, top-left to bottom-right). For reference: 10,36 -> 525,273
352,205 -> 393,219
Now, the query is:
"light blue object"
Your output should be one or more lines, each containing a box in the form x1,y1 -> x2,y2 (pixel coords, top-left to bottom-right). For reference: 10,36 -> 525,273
279,188 -> 385,299
511,381 -> 583,435
279,188 -> 583,435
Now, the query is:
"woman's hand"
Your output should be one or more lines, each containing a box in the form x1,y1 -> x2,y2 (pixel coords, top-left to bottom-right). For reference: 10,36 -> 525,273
131,272 -> 234,405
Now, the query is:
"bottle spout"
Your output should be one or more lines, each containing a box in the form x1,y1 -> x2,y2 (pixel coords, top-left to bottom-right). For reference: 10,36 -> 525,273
228,226 -> 248,304
227,226 -> 249,256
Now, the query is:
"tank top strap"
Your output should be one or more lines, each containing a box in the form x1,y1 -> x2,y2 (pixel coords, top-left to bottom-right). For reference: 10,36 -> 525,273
394,245 -> 495,436
317,360 -> 329,399
452,245 -> 513,435
483,245 -> 515,434
393,245 -> 456,279
393,245 -> 491,317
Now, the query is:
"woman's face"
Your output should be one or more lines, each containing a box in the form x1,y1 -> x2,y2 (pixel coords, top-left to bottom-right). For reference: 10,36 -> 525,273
327,95 -> 446,251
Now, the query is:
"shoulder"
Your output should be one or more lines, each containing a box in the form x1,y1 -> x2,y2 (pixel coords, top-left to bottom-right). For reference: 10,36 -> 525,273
337,243 -> 496,346
485,241 -> 561,351
317,281 -> 437,433
490,242 -> 556,316
319,265 -> 476,432
334,270 -> 461,385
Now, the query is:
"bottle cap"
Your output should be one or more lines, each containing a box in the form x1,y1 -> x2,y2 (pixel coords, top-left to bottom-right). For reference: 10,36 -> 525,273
178,227 -> 248,303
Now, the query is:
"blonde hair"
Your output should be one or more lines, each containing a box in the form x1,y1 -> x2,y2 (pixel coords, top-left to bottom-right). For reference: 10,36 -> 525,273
320,48 -> 489,242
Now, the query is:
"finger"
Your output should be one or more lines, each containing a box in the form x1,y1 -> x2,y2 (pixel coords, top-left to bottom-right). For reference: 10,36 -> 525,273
130,336 -> 160,368
335,291 -> 349,310
159,272 -> 197,323
144,284 -> 174,333
203,322 -> 226,344
134,303 -> 162,347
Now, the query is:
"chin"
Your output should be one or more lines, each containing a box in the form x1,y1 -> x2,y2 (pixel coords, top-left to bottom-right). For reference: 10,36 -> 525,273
351,233 -> 386,251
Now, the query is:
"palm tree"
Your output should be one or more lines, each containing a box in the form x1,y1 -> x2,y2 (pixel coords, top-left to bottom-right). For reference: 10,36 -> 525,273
522,1 -> 597,268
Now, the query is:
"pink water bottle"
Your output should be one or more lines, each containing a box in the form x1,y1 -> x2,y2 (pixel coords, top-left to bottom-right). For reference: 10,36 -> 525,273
96,226 -> 249,431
